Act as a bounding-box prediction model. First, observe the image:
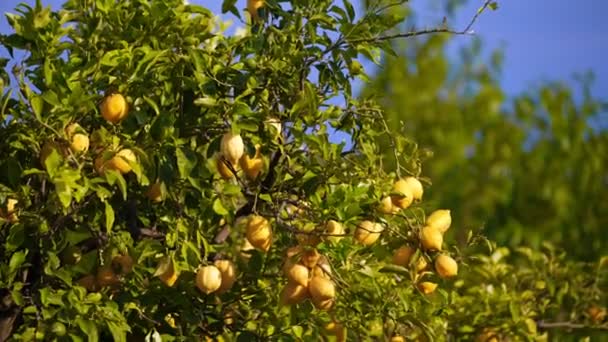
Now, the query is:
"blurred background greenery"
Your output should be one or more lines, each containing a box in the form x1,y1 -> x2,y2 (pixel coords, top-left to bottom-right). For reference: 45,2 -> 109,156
361,0 -> 608,261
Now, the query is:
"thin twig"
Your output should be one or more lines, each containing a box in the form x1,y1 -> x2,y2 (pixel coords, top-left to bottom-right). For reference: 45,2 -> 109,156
537,321 -> 608,330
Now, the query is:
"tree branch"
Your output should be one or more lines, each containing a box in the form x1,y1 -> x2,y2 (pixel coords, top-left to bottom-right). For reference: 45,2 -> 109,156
537,321 -> 608,331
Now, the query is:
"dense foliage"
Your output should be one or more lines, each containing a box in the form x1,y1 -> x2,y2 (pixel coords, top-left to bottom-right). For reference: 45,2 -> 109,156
0,0 -> 606,341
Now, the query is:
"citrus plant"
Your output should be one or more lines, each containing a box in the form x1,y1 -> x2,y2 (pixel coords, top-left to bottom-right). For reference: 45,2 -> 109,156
0,0 -> 606,341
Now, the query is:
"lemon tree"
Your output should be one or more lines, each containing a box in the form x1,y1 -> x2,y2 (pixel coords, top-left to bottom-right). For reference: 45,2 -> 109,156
0,0 -> 606,341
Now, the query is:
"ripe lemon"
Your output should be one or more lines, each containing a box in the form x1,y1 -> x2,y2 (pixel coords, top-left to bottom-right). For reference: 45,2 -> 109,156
247,0 -> 264,21
145,181 -> 164,202
391,179 -> 414,209
392,245 -> 427,271
105,149 -> 136,174
284,262 -> 309,287
100,93 -> 128,124
391,336 -> 405,342
435,254 -> 458,278
239,145 -> 264,179
246,215 -> 272,252
309,276 -> 335,302
196,265 -> 222,294
354,220 -> 384,246
216,155 -> 237,180
155,257 -> 179,287
324,220 -> 345,243
312,256 -> 332,279
220,132 -> 244,165
378,196 -> 399,214
420,225 -> 443,251
426,209 -> 452,233
0,198 -> 19,223
404,177 -> 423,200
417,281 -> 437,295
279,281 -> 309,306
65,123 -> 89,153
214,259 -> 237,293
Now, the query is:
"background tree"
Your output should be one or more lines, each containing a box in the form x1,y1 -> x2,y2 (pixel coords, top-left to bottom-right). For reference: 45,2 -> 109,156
363,1 -> 608,261
0,0 -> 606,341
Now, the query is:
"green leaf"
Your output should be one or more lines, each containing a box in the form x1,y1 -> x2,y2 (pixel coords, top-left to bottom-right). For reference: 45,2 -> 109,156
9,249 -> 28,276
105,201 -> 115,233
76,318 -> 99,342
176,148 -> 197,179
107,321 -> 128,342
31,95 -> 44,119
212,198 -> 228,216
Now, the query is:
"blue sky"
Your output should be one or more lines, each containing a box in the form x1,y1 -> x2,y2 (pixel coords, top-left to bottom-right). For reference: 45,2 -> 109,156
1,0 -> 606,99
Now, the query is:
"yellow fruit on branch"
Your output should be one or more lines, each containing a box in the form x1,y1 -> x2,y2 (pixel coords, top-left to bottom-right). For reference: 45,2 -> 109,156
0,198 -> 19,223
247,0 -> 264,21
391,178 -> 415,209
145,181 -> 164,202
214,259 -> 237,293
246,215 -> 272,252
426,209 -> 452,233
216,155 -> 238,180
239,145 -> 264,180
324,220 -> 345,243
196,265 -> 222,294
220,132 -> 244,165
309,276 -> 335,302
96,265 -> 120,288
390,336 -> 405,342
155,257 -> 179,287
417,281 -> 437,295
354,220 -> 384,246
420,225 -> 443,251
378,195 -> 399,215
100,93 -> 128,124
392,245 -> 427,272
279,281 -> 309,306
434,255 -> 458,278
284,262 -> 309,287
403,177 -> 423,201
312,255 -> 332,279
106,148 -> 137,174
65,123 -> 90,153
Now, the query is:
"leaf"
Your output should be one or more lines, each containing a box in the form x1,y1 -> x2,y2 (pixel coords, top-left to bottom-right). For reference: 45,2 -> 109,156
30,95 -> 44,119
212,198 -> 228,216
105,201 -> 115,233
76,318 -> 99,342
176,148 -> 196,179
107,321 -> 128,342
193,97 -> 217,107
9,249 -> 28,276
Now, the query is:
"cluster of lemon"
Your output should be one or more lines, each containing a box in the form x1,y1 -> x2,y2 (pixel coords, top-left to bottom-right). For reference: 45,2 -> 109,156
279,245 -> 336,310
